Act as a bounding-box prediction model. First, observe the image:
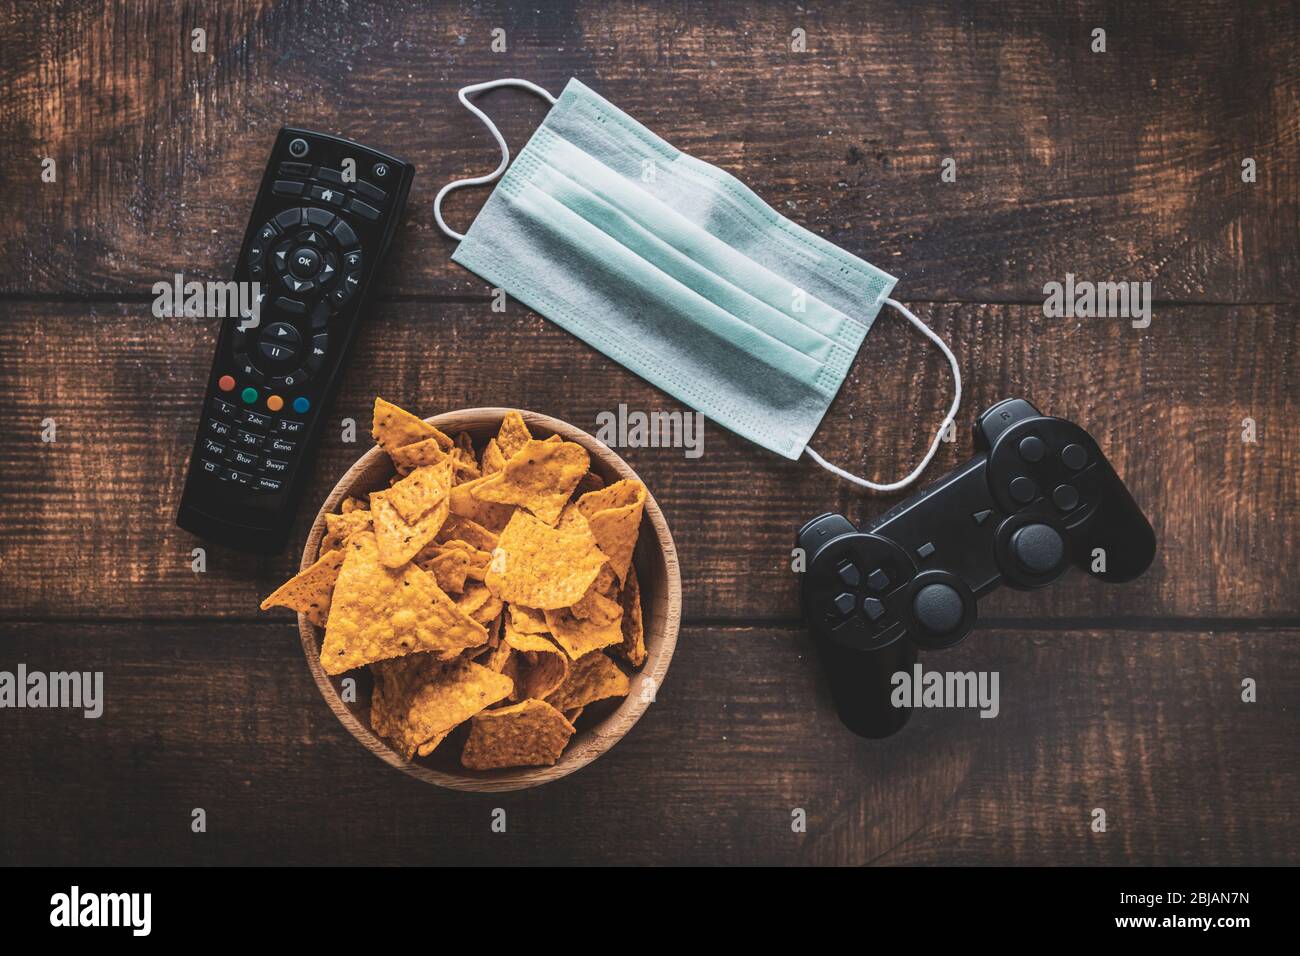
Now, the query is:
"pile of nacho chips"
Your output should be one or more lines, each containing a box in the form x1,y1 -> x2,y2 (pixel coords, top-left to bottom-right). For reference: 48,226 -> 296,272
261,398 -> 649,771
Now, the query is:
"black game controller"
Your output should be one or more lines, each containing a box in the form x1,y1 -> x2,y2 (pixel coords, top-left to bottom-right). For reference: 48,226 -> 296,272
796,398 -> 1156,738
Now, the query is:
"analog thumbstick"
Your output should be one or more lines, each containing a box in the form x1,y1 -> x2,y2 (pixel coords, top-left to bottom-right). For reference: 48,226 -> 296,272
912,583 -> 965,635
1010,523 -> 1066,574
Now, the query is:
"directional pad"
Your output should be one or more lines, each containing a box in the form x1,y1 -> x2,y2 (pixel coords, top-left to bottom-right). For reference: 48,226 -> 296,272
833,592 -> 857,616
866,568 -> 890,592
835,560 -> 861,588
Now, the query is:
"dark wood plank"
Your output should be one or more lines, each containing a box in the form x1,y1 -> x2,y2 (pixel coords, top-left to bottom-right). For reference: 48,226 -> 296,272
0,300 -> 1296,621
0,621 -> 1294,865
1,0 -> 1295,300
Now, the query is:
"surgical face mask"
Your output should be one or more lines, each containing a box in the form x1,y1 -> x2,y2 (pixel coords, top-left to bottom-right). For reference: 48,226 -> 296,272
435,78 -> 960,492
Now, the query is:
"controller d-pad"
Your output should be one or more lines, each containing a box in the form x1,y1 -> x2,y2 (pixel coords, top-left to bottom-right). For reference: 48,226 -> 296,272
835,561 -> 860,588
866,568 -> 890,591
862,597 -> 886,621
833,593 -> 856,616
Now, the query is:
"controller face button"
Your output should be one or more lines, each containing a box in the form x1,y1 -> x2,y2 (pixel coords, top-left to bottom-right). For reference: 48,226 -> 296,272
1009,475 -> 1037,504
1011,523 -> 1066,574
835,561 -> 861,588
1062,443 -> 1088,470
862,597 -> 886,621
912,583 -> 964,635
916,541 -> 936,560
1018,435 -> 1046,463
833,592 -> 857,616
1052,483 -> 1080,512
866,568 -> 891,591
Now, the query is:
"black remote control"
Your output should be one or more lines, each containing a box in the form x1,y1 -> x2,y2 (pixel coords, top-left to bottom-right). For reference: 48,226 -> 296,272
177,128 -> 414,554
796,398 -> 1156,737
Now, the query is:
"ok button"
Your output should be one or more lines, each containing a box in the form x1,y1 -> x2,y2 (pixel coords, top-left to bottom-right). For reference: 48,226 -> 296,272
289,245 -> 322,279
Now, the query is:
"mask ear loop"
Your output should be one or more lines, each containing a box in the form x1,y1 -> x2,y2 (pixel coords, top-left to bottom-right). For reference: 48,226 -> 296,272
804,297 -> 962,493
434,78 -> 558,241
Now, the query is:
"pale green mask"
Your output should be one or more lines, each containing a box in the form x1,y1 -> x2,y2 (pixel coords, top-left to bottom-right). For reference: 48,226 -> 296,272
436,78 -> 959,491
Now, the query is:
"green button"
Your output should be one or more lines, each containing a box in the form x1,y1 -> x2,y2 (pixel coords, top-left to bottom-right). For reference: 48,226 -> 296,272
241,387 -> 259,404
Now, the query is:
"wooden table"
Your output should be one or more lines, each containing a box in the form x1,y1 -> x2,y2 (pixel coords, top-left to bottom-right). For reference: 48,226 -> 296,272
1,0 -> 1296,866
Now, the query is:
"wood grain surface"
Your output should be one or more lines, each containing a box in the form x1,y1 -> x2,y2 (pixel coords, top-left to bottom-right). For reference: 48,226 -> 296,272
0,0 -> 1296,866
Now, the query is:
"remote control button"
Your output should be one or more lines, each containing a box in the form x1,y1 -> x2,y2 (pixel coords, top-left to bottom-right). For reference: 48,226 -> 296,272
330,279 -> 355,308
832,592 -> 856,616
249,262 -> 267,280
310,300 -> 331,330
226,448 -> 259,470
279,162 -> 311,177
255,476 -> 283,493
211,397 -> 237,418
283,275 -> 315,295
1010,523 -> 1066,574
916,541 -> 936,560
259,341 -> 297,362
1018,435 -> 1046,463
330,219 -> 358,249
342,249 -> 362,271
303,207 -> 335,228
353,179 -> 386,203
238,409 -> 271,431
1009,475 -> 1037,504
266,436 -> 296,455
266,395 -> 284,412
273,296 -> 306,315
973,508 -> 993,525
1052,483 -> 1080,511
257,222 -> 279,243
272,180 -> 303,197
835,560 -> 860,588
202,438 -> 226,458
225,467 -> 253,486
317,255 -> 338,286
306,333 -> 328,369
271,369 -> 308,389
240,386 -> 259,404
233,353 -> 265,384
348,198 -> 381,221
861,596 -> 886,622
372,162 -> 389,178
247,239 -> 266,265
234,429 -> 263,449
199,459 -> 222,475
310,185 -> 346,208
315,167 -> 345,186
262,457 -> 290,475
1061,443 -> 1088,470
217,374 -> 236,392
293,396 -> 311,414
262,321 -> 301,345
866,568 -> 890,592
275,208 -> 304,231
289,246 -> 322,278
912,583 -> 964,636
298,228 -> 327,248
288,137 -> 309,158
206,419 -> 231,438
279,419 -> 305,435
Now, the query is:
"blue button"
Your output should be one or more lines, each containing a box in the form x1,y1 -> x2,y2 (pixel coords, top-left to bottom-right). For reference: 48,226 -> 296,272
292,396 -> 311,414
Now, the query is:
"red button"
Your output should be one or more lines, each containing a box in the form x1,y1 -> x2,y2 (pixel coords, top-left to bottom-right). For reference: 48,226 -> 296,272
218,374 -> 236,392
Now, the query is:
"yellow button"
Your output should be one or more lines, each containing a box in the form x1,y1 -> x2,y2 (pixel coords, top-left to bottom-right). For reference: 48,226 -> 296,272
266,394 -> 284,412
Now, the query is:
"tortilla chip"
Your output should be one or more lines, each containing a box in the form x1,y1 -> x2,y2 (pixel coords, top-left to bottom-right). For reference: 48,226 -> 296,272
496,411 -> 533,459
449,475 -> 516,533
416,732 -> 450,758
484,638 -> 513,673
397,659 -> 514,758
418,540 -> 491,593
543,605 -> 624,659
320,532 -> 488,674
320,508 -> 374,556
372,397 -> 453,453
615,563 -> 647,668
260,548 -> 346,627
574,471 -> 605,497
481,438 -> 507,475
576,479 -> 646,583
470,592 -> 504,625
384,460 -> 453,524
564,706 -> 584,724
456,581 -> 494,619
388,436 -> 461,477
508,603 -> 550,635
341,496 -> 368,514
434,514 -> 499,552
504,623 -> 570,699
546,651 -> 631,712
460,699 -> 576,770
570,565 -> 622,624
369,490 -> 450,568
472,440 -> 590,526
485,511 -> 606,609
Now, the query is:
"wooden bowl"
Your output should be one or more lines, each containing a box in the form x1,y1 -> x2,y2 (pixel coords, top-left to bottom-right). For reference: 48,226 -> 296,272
297,408 -> 681,791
